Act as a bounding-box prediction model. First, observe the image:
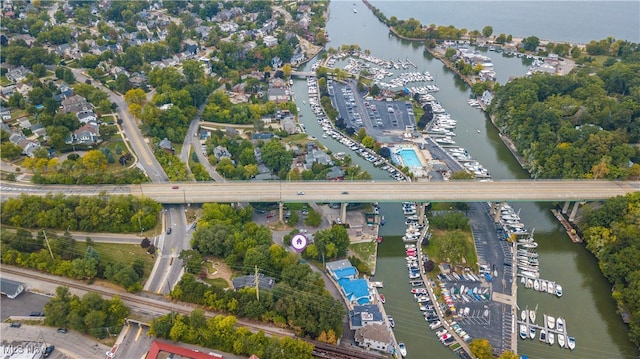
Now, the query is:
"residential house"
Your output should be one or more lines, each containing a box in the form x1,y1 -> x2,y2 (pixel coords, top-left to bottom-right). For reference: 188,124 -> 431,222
252,132 -> 274,142
67,122 -> 101,146
354,323 -> 393,353
232,273 -> 275,291
62,95 -> 92,114
262,35 -> 278,47
15,83 -> 33,98
0,85 -> 15,99
6,66 -> 30,83
305,148 -> 333,169
270,56 -> 283,69
213,145 -> 232,161
280,116 -> 296,134
0,278 -> 24,299
158,138 -> 174,154
267,79 -> 289,103
326,166 -> 345,181
349,305 -> 385,329
9,131 -> 40,157
76,110 -> 97,124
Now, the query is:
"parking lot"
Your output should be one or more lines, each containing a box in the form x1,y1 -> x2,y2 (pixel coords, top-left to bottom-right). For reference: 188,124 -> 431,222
328,80 -> 416,143
1,291 -> 50,322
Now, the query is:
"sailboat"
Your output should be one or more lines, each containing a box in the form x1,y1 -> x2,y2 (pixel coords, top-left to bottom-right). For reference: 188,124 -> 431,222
529,305 -> 537,323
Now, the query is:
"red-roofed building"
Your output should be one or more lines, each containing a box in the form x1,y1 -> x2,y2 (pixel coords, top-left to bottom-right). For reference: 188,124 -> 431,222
145,341 -> 224,359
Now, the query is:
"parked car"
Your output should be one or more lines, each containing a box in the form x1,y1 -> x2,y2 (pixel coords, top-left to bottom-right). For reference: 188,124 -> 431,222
44,345 -> 55,357
29,311 -> 45,317
57,328 -> 67,334
166,227 -> 172,235
10,322 -> 21,328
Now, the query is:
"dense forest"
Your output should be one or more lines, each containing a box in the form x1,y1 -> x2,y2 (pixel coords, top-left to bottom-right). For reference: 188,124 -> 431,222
488,56 -> 640,179
581,192 -> 640,346
172,203 -> 345,340
0,193 -> 161,232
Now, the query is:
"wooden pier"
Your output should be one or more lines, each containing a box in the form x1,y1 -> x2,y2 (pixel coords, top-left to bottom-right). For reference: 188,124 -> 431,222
551,209 -> 583,243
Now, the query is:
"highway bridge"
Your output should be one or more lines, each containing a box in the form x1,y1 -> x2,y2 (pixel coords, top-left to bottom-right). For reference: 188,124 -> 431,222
2,180 -> 638,204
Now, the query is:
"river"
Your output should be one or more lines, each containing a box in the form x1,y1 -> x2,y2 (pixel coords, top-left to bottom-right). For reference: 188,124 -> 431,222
293,1 -> 639,358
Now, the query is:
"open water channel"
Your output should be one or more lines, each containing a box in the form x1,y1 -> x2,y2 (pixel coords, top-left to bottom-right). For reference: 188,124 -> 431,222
292,2 -> 638,358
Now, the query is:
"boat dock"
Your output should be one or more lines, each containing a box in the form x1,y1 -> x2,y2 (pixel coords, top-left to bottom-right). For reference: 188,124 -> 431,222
551,208 -> 583,243
517,310 -> 574,350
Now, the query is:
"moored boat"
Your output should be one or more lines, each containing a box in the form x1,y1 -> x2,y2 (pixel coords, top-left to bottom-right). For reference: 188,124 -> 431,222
539,329 -> 547,342
529,326 -> 536,339
521,310 -> 527,321
520,324 -> 528,340
556,317 -> 565,332
529,309 -> 536,323
548,332 -> 555,345
398,342 -> 407,357
533,279 -> 540,291
567,336 -> 576,350
547,315 -> 555,330
558,333 -> 566,348
555,284 -> 563,297
379,294 -> 385,304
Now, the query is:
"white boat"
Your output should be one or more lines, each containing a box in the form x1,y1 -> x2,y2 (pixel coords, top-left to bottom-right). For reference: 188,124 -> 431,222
521,310 -> 527,321
558,333 -> 566,348
398,342 -> 407,357
555,284 -> 563,297
567,336 -> 576,350
548,332 -> 555,345
547,281 -> 555,294
519,324 -> 528,340
556,317 -> 565,332
526,278 -> 533,289
533,279 -> 540,291
541,280 -> 547,292
529,326 -> 536,339
539,329 -> 546,342
530,309 -> 536,323
353,8 -> 357,13
547,315 -> 555,329
429,321 -> 442,330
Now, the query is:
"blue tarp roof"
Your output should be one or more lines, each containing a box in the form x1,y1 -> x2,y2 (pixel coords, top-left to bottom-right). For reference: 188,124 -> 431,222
332,266 -> 357,279
338,278 -> 370,305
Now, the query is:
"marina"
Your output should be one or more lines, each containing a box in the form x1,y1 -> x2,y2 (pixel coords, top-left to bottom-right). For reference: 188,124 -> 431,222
516,309 -> 575,350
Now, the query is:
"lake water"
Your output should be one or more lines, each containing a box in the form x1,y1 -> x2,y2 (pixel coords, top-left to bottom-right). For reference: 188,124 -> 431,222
292,1 -> 640,358
367,0 -> 640,44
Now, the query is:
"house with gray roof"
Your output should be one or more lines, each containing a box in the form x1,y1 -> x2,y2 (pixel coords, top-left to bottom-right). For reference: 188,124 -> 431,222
232,273 -> 275,291
305,148 -> 333,169
0,278 -> 24,299
67,122 -> 101,146
213,145 -> 232,161
354,323 -> 393,353
349,304 -> 385,329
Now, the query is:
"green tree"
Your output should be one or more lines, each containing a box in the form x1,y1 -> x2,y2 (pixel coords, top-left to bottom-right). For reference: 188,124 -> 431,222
469,338 -> 493,359
179,249 -> 204,274
482,26 -> 493,38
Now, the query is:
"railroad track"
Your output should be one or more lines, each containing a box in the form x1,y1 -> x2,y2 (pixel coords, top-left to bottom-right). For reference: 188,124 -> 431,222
310,340 -> 390,359
3,267 -> 390,358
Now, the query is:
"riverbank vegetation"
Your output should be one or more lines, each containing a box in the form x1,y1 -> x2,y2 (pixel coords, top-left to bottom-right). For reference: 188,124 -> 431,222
173,203 -> 344,340
580,192 -> 640,346
488,51 -> 640,179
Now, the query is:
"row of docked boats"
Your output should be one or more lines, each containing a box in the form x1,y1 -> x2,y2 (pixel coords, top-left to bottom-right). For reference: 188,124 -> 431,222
309,77 -> 407,180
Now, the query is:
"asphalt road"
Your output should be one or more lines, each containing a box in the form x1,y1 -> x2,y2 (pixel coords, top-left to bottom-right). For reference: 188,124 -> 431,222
3,180 -> 635,204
